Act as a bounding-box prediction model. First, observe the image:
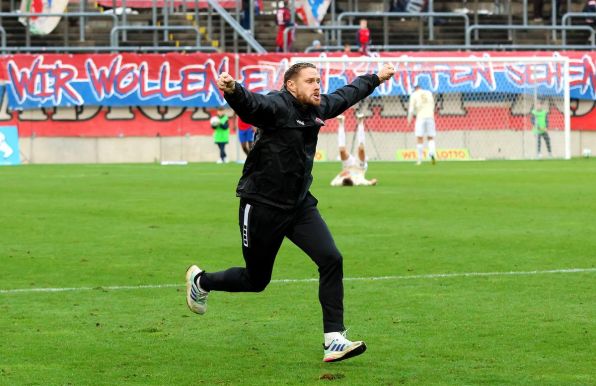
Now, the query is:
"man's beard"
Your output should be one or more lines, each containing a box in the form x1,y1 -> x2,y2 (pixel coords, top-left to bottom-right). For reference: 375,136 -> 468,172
297,93 -> 320,106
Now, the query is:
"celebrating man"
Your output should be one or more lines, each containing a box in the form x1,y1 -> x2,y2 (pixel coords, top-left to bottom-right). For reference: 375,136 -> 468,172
186,62 -> 394,362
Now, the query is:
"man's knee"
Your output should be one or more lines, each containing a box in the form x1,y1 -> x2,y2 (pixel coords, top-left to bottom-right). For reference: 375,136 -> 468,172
247,275 -> 270,292
320,249 -> 343,269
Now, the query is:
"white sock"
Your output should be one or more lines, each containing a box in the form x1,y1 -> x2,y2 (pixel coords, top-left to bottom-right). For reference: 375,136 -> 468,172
337,121 -> 346,148
356,122 -> 366,145
428,139 -> 436,157
416,144 -> 424,161
324,332 -> 343,346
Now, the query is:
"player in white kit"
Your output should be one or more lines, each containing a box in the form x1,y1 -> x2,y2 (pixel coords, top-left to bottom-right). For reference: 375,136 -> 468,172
331,113 -> 377,187
408,84 -> 437,165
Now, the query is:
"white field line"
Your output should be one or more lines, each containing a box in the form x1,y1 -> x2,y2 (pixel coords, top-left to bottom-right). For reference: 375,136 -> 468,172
1,268 -> 594,295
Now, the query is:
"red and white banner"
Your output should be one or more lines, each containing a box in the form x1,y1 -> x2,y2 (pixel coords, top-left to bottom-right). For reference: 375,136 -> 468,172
19,0 -> 70,35
295,0 -> 331,26
0,52 -> 594,137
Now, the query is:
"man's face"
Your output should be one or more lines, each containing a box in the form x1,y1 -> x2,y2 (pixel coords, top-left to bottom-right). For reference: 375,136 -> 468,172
287,67 -> 321,106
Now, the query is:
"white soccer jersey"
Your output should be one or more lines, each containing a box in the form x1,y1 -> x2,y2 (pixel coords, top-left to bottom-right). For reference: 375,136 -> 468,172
341,154 -> 367,171
331,155 -> 375,186
408,89 -> 435,120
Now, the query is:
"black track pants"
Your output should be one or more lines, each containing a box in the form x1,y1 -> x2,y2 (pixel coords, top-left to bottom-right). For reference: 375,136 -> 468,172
200,195 -> 345,333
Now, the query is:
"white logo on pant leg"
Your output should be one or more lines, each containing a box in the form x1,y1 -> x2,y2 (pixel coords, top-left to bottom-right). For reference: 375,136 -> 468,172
243,225 -> 249,247
0,132 -> 13,158
242,204 -> 252,247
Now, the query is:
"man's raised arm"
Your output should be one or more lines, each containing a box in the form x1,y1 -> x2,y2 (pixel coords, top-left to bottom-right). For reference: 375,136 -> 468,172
217,72 -> 278,128
320,63 -> 395,120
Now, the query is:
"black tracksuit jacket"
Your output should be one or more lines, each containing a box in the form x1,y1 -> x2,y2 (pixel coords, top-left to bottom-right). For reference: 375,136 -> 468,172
224,74 -> 381,210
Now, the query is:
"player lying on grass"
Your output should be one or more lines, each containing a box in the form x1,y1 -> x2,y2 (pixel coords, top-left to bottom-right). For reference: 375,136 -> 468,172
186,61 -> 395,363
331,113 -> 377,187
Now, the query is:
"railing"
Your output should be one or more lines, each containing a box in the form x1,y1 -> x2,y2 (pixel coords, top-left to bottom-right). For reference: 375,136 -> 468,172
336,12 -> 470,46
0,26 -> 5,54
465,24 -> 596,47
2,5 -> 595,53
0,5 -> 262,53
111,25 -> 202,48
304,44 -> 478,52
561,12 -> 596,44
0,11 -> 118,48
283,25 -> 360,53
205,0 -> 266,53
0,46 -> 219,52
305,42 -> 595,52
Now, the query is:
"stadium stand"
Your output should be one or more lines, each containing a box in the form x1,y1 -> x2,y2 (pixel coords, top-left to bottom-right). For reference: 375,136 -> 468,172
0,0 -> 594,53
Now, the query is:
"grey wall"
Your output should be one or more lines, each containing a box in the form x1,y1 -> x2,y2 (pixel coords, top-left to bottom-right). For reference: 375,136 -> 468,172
15,131 -> 596,164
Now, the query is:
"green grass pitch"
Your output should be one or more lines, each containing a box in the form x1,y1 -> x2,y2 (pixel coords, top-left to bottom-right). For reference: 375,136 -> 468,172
1,160 -> 595,385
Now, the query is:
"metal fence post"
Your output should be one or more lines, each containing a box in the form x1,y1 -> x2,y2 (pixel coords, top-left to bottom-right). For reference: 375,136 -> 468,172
123,0 -> 128,41
164,0 -> 170,41
249,0 -> 255,37
429,0 -> 434,41
153,0 -> 158,47
79,0 -> 86,42
523,0 -> 528,25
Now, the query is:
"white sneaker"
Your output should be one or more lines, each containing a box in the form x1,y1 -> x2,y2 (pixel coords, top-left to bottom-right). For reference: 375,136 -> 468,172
186,265 -> 208,315
323,332 -> 367,362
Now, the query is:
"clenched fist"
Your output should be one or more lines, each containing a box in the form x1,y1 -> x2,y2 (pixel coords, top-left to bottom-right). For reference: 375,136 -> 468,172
377,63 -> 395,83
217,72 -> 236,94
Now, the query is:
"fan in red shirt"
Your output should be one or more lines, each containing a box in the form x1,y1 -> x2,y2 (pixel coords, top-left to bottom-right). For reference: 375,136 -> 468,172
275,1 -> 293,52
356,19 -> 370,54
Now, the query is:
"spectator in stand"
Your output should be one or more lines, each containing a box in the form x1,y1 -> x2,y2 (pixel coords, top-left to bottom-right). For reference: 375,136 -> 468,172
308,39 -> 322,52
245,0 -> 263,30
390,0 -> 436,22
275,1 -> 293,52
355,19 -> 371,54
343,43 -> 352,53
584,0 -> 596,25
389,0 -> 407,12
533,0 -> 562,22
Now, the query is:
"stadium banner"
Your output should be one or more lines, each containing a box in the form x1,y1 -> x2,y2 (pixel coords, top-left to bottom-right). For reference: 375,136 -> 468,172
4,54 -> 233,110
295,0 -> 331,26
3,52 -> 595,111
0,126 -> 21,165
314,149 -> 327,161
396,148 -> 471,161
0,52 -> 594,136
19,0 -> 70,35
236,52 -> 596,100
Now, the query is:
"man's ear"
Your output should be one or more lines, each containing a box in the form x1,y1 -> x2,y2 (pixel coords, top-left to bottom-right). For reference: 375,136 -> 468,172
286,80 -> 295,93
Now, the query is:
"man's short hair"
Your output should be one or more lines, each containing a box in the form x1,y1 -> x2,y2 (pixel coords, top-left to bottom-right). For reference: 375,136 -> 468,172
284,62 -> 317,86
